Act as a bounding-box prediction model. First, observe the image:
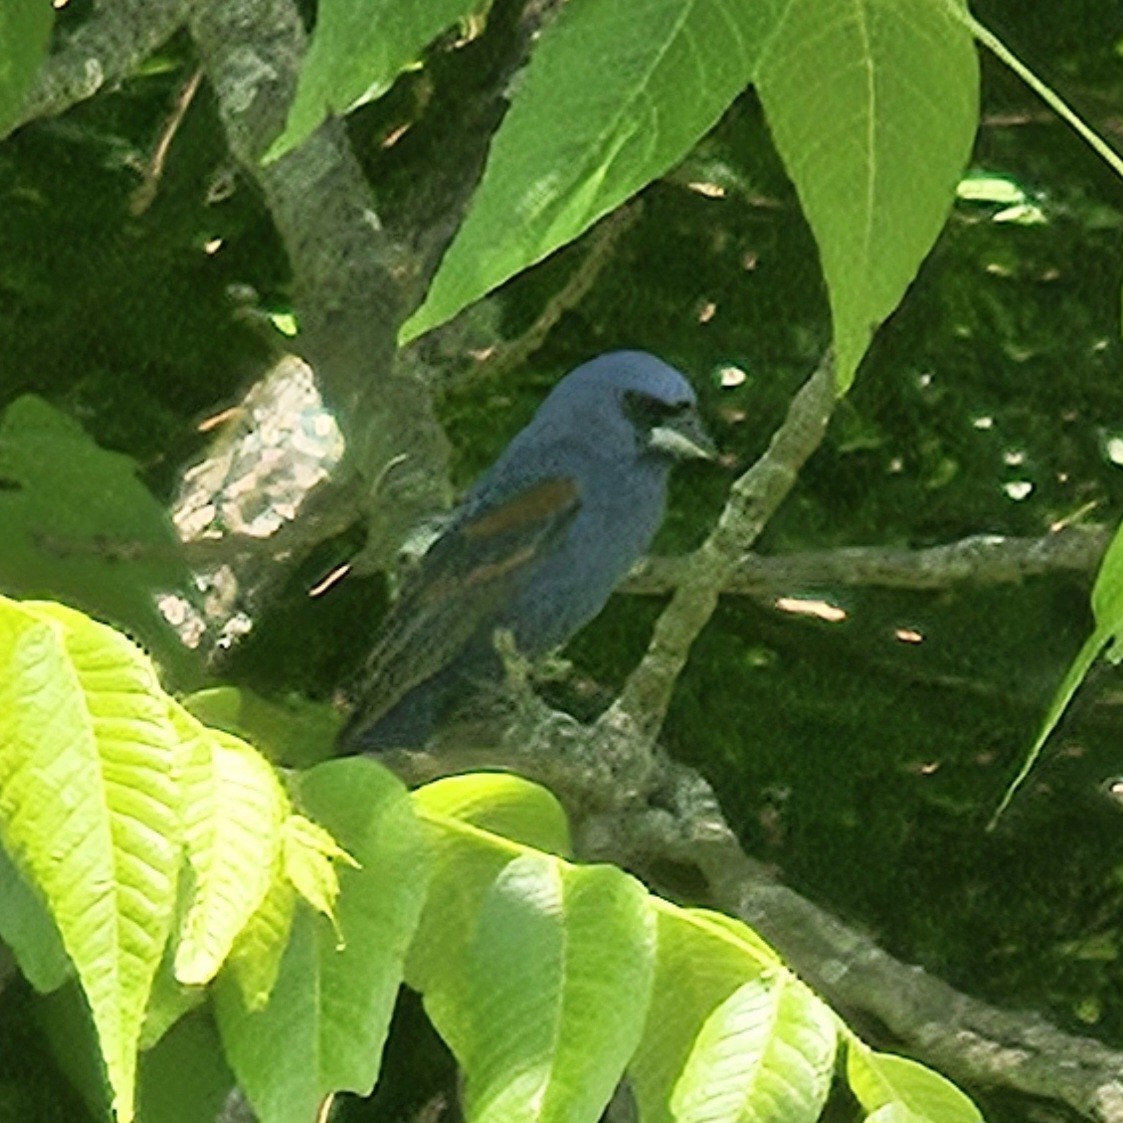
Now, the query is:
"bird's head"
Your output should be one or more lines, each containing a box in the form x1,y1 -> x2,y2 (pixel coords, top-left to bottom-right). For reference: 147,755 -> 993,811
543,351 -> 716,463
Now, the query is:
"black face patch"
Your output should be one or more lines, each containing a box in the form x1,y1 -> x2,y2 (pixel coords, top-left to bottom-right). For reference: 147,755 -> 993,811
622,389 -> 691,430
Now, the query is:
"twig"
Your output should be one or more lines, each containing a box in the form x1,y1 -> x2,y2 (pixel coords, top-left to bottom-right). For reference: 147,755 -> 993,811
389,680 -> 1123,1123
600,352 -> 837,745
446,202 -> 645,398
130,66 -> 204,215
623,525 -> 1108,597
586,759 -> 1123,1123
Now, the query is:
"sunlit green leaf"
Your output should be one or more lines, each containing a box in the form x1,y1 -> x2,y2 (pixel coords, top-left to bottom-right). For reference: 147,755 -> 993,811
0,598 -> 181,1123
215,758 -> 428,1123
401,0 -> 779,342
223,851 -> 297,1013
413,771 -> 571,856
995,517 -> 1123,822
670,974 -> 836,1123
172,708 -> 289,988
754,0 -> 979,390
629,907 -> 780,1123
847,1042 -> 982,1123
281,812 -> 358,935
454,854 -> 656,1123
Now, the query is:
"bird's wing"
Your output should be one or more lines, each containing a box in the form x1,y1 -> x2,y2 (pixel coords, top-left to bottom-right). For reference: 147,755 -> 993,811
342,475 -> 581,740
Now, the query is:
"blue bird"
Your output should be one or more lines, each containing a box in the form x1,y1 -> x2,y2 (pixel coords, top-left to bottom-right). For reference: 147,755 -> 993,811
343,350 -> 715,750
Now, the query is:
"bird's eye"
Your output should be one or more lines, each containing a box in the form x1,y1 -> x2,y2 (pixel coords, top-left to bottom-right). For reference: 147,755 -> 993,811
623,391 -> 690,428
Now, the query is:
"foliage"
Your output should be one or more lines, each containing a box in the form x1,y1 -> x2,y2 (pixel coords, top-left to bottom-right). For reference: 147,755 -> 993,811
0,597 -> 981,1123
1,0 -> 1123,1121
390,0 -> 979,394
0,0 -> 52,136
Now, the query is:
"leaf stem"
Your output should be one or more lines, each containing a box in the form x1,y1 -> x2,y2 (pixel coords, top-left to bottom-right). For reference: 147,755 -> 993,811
968,14 -> 1123,183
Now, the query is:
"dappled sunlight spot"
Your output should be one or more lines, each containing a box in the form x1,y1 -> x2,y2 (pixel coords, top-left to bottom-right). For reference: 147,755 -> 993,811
166,356 -> 345,646
904,761 -> 941,776
1003,481 -> 1033,500
1050,500 -> 1100,532
172,354 -> 344,542
993,203 -> 1047,225
309,563 -> 352,598
380,123 -> 412,149
894,628 -> 924,644
956,171 -> 1047,225
686,181 -> 725,198
956,172 -> 1025,206
774,597 -> 846,623
268,312 -> 299,337
156,592 -> 206,648
985,261 -> 1014,277
1102,436 -> 1123,466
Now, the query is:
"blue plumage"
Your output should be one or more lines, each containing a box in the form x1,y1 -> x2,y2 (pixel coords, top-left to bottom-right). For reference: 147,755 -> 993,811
343,350 -> 714,750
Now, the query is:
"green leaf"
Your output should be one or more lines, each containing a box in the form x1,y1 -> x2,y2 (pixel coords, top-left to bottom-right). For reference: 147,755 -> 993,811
0,598 -> 181,1123
215,758 -> 429,1123
413,771 -> 572,856
406,774 -> 573,1057
994,516 -> 1123,823
0,396 -> 199,684
222,852 -> 297,1012
400,0 -> 778,343
863,1107 -> 927,1123
172,707 -> 289,988
268,0 -> 487,159
629,907 -> 780,1123
140,945 -> 205,1051
137,1009 -> 234,1123
34,981 -> 113,1121
404,824 -> 521,1056
0,0 -> 53,137
281,812 -> 359,935
453,853 -> 656,1123
754,0 -> 979,390
670,975 -> 836,1123
181,686 -> 342,768
0,838 -> 71,993
846,1043 -> 982,1123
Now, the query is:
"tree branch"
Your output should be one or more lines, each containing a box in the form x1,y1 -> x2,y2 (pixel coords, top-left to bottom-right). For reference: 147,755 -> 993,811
14,0 -> 191,130
588,762 -> 1123,1123
624,525 -> 1108,597
600,352 -> 837,746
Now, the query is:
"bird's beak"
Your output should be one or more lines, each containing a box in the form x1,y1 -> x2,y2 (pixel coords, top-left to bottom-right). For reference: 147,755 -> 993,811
648,407 -> 717,461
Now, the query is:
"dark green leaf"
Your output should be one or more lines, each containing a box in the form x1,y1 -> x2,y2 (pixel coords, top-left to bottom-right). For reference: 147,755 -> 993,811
0,396 -> 198,683
268,0 -> 488,159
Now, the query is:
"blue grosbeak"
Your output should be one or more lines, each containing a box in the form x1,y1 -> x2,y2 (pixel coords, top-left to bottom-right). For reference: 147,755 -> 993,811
343,350 -> 714,749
